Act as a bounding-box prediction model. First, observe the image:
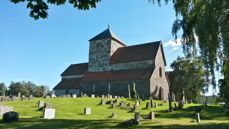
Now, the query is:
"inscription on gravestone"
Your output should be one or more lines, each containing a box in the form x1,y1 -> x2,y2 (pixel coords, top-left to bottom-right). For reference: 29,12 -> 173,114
84,107 -> 91,115
43,109 -> 55,119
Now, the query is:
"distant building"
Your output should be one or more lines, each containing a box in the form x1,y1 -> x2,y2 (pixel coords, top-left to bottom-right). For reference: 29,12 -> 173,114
53,27 -> 169,100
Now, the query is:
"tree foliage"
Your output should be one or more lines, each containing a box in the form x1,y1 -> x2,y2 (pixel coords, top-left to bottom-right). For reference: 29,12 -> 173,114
0,82 -> 7,96
10,0 -> 101,19
8,81 -> 49,97
152,0 -> 229,88
170,57 -> 208,103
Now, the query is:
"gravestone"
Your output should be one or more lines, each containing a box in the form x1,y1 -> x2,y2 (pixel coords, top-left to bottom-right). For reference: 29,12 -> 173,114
91,94 -> 95,98
133,104 -> 138,112
100,99 -> 106,105
120,101 -> 125,108
134,112 -> 141,125
114,96 -> 118,99
38,101 -> 45,109
43,108 -> 55,119
135,101 -> 140,107
72,94 -> 77,98
149,111 -> 155,120
51,94 -> 56,98
0,106 -> 14,115
111,103 -> 116,108
2,111 -> 19,122
196,113 -> 200,123
84,107 -> 91,115
111,112 -> 117,118
146,102 -> 151,109
101,95 -> 104,98
154,102 -> 158,108
150,99 -> 153,107
46,95 -> 51,98
44,103 -> 53,109
109,95 -> 112,99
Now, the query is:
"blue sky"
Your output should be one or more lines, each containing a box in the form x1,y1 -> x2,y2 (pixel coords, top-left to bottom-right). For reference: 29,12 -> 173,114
0,0 -> 184,89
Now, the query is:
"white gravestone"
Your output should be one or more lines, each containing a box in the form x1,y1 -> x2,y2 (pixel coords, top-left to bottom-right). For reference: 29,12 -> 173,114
0,106 -> 14,115
91,94 -> 95,98
43,109 -> 55,119
72,94 -> 77,98
84,107 -> 91,115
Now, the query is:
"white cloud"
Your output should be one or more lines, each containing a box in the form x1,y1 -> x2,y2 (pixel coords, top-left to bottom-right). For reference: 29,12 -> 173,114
164,38 -> 182,51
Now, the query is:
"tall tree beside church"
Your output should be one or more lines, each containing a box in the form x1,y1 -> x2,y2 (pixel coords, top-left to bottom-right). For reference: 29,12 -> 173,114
151,0 -> 228,92
170,57 -> 208,103
0,82 -> 7,96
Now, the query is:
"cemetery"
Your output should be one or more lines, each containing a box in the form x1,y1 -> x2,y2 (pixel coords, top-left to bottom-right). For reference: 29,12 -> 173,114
0,96 -> 228,129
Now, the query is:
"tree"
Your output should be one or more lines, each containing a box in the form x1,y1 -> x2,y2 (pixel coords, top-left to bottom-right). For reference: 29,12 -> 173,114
33,85 -> 45,97
153,0 -> 228,89
10,0 -> 101,19
170,57 -> 208,103
0,82 -> 7,96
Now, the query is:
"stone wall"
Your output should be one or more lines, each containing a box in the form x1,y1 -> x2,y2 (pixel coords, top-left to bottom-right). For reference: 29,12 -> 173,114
149,45 -> 169,100
88,39 -> 123,72
81,80 -> 150,98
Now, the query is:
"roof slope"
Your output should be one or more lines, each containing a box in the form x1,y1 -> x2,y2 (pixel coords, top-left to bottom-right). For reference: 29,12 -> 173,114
53,78 -> 82,90
110,41 -> 161,64
81,68 -> 154,82
89,28 -> 125,46
61,63 -> 88,76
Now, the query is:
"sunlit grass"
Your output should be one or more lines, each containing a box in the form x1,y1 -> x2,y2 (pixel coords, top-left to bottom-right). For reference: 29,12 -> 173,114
0,97 -> 228,129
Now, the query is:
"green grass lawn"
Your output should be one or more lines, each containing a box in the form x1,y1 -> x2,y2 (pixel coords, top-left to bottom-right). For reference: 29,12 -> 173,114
0,97 -> 229,129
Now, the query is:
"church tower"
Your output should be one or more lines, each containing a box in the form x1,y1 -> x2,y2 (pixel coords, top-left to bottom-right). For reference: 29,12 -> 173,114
88,26 -> 125,72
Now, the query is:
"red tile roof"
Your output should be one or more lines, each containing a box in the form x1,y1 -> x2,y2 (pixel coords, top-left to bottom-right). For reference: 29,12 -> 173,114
81,68 -> 155,82
110,41 -> 161,64
53,78 -> 82,90
61,63 -> 88,76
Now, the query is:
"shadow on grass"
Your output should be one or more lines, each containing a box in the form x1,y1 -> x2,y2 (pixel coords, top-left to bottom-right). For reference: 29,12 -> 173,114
156,105 -> 229,120
0,118 -> 229,129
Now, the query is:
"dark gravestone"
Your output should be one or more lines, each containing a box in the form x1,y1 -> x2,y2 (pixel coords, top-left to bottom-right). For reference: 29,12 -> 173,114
154,102 -> 158,108
146,102 -> 151,109
149,111 -> 155,120
195,106 -> 203,113
100,99 -> 106,105
150,99 -> 153,107
134,112 -> 141,125
2,111 -> 19,122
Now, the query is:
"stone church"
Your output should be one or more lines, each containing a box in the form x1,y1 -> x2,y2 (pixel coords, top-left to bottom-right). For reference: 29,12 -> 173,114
53,27 -> 169,100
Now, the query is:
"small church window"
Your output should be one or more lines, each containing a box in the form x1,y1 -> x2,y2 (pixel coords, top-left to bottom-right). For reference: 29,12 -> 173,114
159,67 -> 162,77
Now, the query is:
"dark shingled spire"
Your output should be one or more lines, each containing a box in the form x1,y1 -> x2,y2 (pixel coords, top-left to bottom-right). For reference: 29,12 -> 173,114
89,27 -> 125,46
